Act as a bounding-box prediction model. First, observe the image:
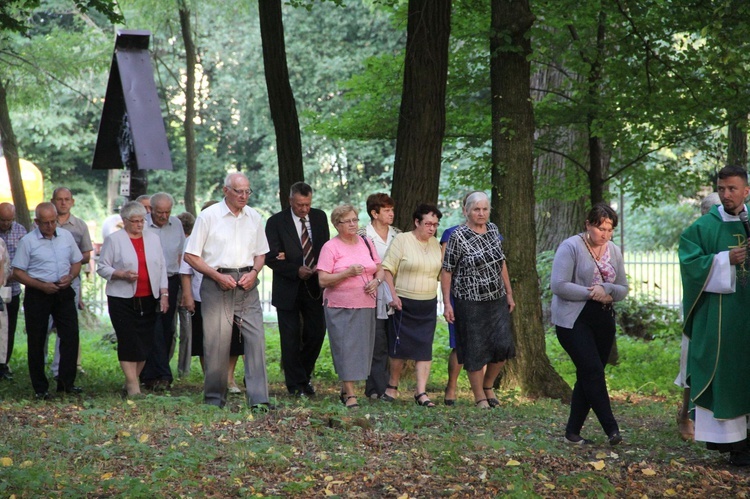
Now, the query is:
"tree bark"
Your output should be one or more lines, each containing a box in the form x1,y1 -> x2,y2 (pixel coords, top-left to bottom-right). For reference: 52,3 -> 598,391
179,1 -> 198,216
490,0 -> 570,400
0,78 -> 31,230
531,64 -> 588,253
727,112 -> 748,168
258,0 -> 304,210
390,0 -> 451,231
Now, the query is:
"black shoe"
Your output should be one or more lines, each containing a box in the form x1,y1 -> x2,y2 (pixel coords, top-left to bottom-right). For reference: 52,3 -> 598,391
0,371 -> 13,381
564,432 -> 592,445
303,382 -> 316,396
57,386 -> 83,394
729,451 -> 750,466
35,392 -> 51,401
289,388 -> 305,398
250,402 -> 276,412
608,431 -> 623,446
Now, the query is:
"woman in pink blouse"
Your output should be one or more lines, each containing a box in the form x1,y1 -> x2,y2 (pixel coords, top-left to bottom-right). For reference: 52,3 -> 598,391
318,205 -> 385,409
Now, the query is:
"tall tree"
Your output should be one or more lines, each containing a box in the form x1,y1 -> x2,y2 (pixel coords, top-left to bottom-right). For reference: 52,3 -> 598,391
390,0 -> 451,230
0,78 -> 30,229
490,0 -> 569,399
178,0 -> 198,215
258,0 -> 303,209
727,116 -> 748,167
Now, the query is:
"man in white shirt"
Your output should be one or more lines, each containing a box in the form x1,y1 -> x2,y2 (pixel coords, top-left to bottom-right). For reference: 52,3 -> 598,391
184,173 -> 271,409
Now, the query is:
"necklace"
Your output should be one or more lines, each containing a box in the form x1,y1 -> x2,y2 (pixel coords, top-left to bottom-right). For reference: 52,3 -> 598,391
584,233 -> 605,261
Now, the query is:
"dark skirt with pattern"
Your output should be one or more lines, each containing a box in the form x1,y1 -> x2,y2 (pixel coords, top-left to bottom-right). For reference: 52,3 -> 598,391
108,295 -> 157,362
189,301 -> 243,357
454,296 -> 515,372
324,306 -> 376,381
387,297 -> 437,361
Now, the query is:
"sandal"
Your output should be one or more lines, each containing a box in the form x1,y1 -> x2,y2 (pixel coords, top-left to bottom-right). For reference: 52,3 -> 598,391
380,384 -> 398,402
483,387 -> 500,408
414,392 -> 435,407
475,398 -> 490,408
444,387 -> 456,406
343,395 -> 359,409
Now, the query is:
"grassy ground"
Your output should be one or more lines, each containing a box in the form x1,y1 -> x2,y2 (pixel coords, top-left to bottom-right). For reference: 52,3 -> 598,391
0,316 -> 748,497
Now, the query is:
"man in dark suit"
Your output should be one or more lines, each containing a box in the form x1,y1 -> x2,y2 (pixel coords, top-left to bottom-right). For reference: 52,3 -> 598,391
265,182 -> 330,396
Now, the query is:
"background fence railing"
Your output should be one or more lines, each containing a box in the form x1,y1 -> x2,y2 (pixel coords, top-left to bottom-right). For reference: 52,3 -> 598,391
622,250 -> 682,312
81,250 -> 684,321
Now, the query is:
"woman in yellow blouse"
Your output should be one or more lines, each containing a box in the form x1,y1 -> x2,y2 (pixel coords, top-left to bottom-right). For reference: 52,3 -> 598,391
381,204 -> 443,406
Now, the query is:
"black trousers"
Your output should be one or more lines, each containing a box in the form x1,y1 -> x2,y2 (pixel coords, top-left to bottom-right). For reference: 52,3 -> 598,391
141,274 -> 180,383
24,286 -> 79,393
556,300 -> 619,437
277,283 -> 326,393
0,293 -> 20,372
365,318 -> 389,397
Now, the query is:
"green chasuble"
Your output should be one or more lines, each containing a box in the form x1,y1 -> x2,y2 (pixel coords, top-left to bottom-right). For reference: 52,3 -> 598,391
679,204 -> 750,420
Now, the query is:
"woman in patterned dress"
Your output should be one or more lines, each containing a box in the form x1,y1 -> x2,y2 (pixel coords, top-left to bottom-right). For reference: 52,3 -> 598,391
441,192 -> 515,408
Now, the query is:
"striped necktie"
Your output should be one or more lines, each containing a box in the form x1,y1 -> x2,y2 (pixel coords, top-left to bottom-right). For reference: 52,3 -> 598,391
300,217 -> 314,267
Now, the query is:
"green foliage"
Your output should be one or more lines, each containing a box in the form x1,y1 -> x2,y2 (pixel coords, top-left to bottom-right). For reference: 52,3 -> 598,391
624,198 -> 700,251
615,292 -> 682,341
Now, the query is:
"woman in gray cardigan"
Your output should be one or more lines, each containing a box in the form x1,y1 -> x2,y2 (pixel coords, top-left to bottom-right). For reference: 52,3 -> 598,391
551,203 -> 628,446
98,201 -> 168,397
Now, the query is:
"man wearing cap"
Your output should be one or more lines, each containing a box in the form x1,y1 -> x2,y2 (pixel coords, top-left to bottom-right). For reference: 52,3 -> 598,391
184,172 -> 271,409
12,203 -> 82,399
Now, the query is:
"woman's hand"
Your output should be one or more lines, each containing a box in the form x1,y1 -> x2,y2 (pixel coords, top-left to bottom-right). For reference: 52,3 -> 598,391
364,278 -> 378,297
443,302 -> 455,324
506,294 -> 515,313
347,264 -> 364,277
390,295 -> 402,311
588,284 -> 609,302
118,270 -> 138,282
159,294 -> 169,313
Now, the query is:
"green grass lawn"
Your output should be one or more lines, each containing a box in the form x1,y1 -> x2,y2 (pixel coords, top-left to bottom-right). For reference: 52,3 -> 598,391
1,315 -> 747,497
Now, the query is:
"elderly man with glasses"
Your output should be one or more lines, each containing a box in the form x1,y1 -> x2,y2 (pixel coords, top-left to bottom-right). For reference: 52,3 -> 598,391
184,172 -> 271,409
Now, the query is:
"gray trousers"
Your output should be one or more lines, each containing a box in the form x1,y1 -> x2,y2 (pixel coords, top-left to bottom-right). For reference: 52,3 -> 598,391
200,272 -> 268,407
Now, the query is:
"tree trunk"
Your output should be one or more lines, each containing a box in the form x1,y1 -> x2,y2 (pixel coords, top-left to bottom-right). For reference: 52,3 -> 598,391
490,0 -> 570,400
531,64 -> 588,253
0,78 -> 31,230
390,0 -> 451,231
727,112 -> 748,168
258,0 -> 304,210
179,1 -> 198,216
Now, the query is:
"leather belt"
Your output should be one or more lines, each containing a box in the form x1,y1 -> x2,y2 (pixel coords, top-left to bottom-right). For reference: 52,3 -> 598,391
217,266 -> 252,274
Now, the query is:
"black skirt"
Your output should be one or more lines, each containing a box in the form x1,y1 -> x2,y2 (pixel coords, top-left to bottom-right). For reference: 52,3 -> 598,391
454,296 -> 515,372
387,297 -> 437,361
108,295 -> 157,362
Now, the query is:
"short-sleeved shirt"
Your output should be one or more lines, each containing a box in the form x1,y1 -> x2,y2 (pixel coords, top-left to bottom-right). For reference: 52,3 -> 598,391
184,200 -> 269,269
0,221 -> 27,295
145,214 -> 186,275
57,214 -> 93,254
381,232 -> 441,300
442,223 -> 506,302
317,236 -> 380,309
358,223 -> 400,261
12,228 -> 83,283
179,236 -> 203,301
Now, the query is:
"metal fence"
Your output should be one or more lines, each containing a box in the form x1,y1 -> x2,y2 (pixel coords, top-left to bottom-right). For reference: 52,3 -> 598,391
622,250 -> 682,310
82,250 -> 684,319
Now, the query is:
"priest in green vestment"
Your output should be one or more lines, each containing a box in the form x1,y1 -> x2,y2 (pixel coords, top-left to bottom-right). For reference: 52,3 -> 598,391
679,165 -> 750,466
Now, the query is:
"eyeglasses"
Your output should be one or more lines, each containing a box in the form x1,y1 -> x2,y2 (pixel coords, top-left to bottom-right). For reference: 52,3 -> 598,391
337,218 -> 359,225
421,222 -> 440,228
229,187 -> 253,197
125,218 -> 145,224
